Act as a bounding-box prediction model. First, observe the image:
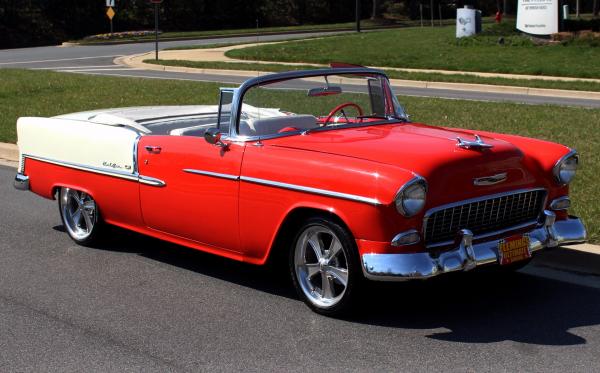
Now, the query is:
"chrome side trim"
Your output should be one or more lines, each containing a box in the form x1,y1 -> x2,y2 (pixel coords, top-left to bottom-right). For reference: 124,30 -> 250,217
23,154 -> 163,187
240,176 -> 381,205
183,168 -> 240,181
363,214 -> 587,281
138,175 -> 166,187
14,173 -> 30,191
25,154 -> 139,181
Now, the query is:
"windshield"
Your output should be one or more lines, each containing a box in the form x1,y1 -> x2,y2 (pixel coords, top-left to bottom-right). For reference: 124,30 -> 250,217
236,73 -> 407,138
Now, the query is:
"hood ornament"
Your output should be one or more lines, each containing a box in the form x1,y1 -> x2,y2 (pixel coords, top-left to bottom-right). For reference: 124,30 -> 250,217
473,172 -> 508,186
456,134 -> 493,150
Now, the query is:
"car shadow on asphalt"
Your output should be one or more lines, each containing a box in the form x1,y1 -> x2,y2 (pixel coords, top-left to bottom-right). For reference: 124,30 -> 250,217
69,224 -> 600,347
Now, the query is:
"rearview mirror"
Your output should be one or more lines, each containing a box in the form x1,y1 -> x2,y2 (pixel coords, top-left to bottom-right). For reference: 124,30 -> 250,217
205,127 -> 227,147
307,86 -> 342,97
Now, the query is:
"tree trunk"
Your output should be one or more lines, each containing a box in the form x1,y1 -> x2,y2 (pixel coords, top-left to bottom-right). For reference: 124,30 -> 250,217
594,0 -> 599,17
503,0 -> 508,15
576,0 -> 580,18
371,0 -> 378,20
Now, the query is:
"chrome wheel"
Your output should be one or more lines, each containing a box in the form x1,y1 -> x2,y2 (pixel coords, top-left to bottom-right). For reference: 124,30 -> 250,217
59,188 -> 97,241
294,225 -> 349,308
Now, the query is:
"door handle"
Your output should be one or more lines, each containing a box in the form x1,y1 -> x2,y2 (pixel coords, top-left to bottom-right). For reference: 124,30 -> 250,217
145,145 -> 162,154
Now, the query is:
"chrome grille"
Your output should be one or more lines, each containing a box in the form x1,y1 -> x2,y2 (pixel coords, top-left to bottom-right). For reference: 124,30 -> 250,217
424,189 -> 546,247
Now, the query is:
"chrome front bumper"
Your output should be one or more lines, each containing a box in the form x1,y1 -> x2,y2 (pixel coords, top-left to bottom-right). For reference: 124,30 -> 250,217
14,173 -> 30,191
362,211 -> 587,281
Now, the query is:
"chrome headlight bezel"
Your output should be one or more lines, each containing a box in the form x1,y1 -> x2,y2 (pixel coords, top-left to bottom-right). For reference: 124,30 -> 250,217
553,149 -> 578,185
395,175 -> 427,217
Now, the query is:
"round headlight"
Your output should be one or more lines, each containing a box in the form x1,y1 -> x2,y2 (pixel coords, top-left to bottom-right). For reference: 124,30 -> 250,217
395,177 -> 427,217
553,151 -> 578,185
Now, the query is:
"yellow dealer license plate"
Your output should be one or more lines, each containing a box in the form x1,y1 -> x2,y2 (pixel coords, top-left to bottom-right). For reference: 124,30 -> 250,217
498,234 -> 531,266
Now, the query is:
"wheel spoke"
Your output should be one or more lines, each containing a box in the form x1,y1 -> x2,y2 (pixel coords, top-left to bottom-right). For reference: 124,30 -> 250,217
72,208 -> 82,226
82,209 -> 93,231
321,273 -> 335,299
328,237 -> 343,260
307,235 -> 323,260
327,266 -> 348,287
304,263 -> 320,279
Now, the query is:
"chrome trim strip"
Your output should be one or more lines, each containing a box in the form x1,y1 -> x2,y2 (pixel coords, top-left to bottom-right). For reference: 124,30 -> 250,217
550,196 -> 571,211
14,173 -> 30,191
552,148 -> 578,185
23,154 -> 163,187
139,175 -> 166,187
240,176 -> 381,205
363,215 -> 587,281
25,154 -> 139,181
183,168 -> 240,181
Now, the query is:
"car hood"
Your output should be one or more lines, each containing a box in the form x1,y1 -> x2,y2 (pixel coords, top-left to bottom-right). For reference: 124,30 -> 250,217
268,122 -> 536,203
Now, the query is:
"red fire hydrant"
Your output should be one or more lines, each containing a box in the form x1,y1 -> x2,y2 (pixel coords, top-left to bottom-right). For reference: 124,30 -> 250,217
495,11 -> 503,23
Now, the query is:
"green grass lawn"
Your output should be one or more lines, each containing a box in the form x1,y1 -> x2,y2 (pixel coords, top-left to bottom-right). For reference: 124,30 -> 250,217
226,24 -> 600,79
145,59 -> 600,92
0,68 -> 597,243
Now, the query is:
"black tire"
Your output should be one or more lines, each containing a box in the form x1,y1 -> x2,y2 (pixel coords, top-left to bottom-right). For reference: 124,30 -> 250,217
289,216 -> 363,316
58,187 -> 103,246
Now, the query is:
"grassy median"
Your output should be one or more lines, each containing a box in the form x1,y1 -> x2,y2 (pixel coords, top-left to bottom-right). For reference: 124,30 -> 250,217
0,68 -> 597,243
226,25 -> 600,79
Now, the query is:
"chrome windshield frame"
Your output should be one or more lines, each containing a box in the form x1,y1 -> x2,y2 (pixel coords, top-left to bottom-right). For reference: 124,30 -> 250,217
225,68 -> 407,142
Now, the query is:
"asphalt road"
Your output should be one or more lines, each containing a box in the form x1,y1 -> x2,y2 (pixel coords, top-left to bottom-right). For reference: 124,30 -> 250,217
2,32 -> 600,108
2,164 -> 600,372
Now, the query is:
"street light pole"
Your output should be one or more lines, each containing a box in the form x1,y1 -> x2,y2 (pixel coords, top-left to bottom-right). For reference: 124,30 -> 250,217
154,2 -> 159,61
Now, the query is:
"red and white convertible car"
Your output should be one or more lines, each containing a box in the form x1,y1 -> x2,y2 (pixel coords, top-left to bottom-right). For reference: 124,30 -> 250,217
14,68 -> 586,315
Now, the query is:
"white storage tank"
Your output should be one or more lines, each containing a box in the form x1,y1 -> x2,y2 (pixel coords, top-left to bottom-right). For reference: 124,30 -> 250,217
456,6 -> 480,38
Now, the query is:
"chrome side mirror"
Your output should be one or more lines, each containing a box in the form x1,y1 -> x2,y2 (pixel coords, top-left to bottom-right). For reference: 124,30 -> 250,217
204,127 -> 228,148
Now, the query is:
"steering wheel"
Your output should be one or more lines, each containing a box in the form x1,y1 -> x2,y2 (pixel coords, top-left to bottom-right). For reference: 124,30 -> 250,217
323,102 -> 364,126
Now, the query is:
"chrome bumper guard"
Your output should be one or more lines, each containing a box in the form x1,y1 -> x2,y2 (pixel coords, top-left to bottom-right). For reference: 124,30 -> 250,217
13,173 -> 30,191
362,211 -> 587,281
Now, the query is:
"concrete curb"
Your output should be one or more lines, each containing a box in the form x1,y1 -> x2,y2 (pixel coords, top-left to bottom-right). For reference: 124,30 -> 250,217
0,142 -> 18,163
117,51 -> 600,102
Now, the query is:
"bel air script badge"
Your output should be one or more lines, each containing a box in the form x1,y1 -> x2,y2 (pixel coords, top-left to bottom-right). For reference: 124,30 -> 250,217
473,172 -> 508,186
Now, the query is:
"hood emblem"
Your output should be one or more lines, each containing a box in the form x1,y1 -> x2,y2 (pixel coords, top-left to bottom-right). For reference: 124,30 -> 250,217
473,172 -> 508,186
456,134 -> 493,150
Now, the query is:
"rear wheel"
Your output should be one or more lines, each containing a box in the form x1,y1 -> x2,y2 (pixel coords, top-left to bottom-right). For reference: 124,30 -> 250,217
289,217 -> 362,316
58,187 -> 102,246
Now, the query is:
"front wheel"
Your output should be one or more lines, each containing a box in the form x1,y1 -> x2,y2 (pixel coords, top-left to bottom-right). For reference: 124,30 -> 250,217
289,217 -> 363,316
58,187 -> 102,246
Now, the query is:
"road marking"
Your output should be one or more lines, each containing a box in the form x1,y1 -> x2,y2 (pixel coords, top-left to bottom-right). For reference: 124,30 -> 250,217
0,55 -> 124,65
32,65 -> 123,70
521,265 -> 600,290
57,68 -> 136,72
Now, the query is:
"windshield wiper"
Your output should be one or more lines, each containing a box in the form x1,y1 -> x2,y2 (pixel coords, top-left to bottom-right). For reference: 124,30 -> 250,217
357,114 -> 408,122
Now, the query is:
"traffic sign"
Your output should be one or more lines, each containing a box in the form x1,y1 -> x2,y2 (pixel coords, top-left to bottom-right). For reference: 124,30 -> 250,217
106,7 -> 115,20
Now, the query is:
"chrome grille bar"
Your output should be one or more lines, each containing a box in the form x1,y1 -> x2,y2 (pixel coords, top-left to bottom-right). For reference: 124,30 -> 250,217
423,188 -> 547,247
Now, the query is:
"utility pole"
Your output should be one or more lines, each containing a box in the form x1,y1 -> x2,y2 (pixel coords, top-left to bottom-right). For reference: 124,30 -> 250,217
576,0 -> 580,18
355,0 -> 361,32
